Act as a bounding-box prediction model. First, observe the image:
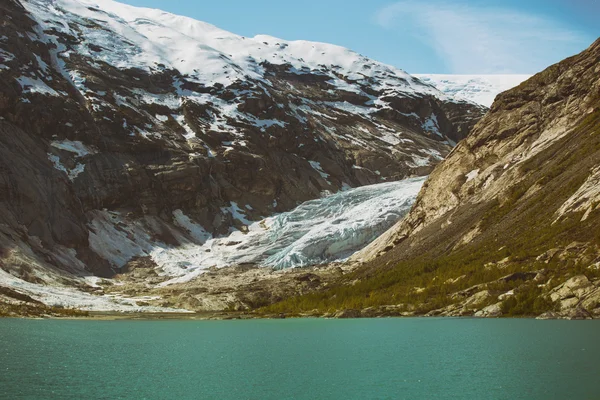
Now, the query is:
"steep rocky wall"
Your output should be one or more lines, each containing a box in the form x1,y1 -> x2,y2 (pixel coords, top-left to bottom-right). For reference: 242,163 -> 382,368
358,38 -> 600,263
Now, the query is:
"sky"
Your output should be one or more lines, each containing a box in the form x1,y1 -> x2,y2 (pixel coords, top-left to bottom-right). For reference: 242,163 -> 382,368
116,0 -> 599,74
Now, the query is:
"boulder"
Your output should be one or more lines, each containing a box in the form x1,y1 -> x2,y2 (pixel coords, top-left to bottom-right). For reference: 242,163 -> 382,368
549,275 -> 594,302
562,307 -> 592,320
474,302 -> 502,318
334,309 -> 361,319
580,288 -> 600,310
464,290 -> 493,307
559,297 -> 580,310
536,311 -> 560,320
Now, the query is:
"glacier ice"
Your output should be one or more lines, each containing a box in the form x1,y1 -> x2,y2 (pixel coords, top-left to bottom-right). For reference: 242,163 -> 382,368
413,74 -> 530,107
157,177 -> 425,285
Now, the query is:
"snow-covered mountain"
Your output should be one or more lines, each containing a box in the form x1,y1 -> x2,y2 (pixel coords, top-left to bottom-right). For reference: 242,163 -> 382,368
24,0 -> 442,98
414,75 -> 531,107
0,0 -> 485,313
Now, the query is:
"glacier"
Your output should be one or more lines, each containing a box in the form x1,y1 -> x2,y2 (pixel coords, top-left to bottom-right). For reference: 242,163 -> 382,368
414,74 -> 531,107
157,177 -> 426,285
0,177 -> 425,308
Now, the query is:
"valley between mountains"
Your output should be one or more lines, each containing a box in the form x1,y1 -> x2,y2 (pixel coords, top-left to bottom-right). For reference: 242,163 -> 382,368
1,0 -> 598,319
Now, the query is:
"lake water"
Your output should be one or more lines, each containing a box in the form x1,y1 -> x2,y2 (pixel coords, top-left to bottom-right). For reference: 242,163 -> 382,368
1,318 -> 599,399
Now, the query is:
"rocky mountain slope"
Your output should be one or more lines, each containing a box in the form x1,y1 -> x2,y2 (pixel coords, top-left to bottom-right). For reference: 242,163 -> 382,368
414,75 -> 531,107
0,0 -> 484,312
267,38 -> 600,319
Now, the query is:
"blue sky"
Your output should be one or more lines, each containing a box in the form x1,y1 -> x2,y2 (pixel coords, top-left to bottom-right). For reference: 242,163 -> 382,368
117,0 -> 599,74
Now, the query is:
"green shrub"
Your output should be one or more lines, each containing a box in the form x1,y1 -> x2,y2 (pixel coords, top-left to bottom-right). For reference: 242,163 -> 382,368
500,285 -> 557,316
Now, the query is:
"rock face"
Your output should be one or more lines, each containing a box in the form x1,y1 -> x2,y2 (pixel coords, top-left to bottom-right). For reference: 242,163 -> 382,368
359,38 -> 600,263
547,275 -> 600,318
0,0 -> 484,307
346,38 -> 600,318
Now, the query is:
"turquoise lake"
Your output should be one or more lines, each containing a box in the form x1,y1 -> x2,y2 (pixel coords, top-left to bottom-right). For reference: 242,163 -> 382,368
1,318 -> 599,399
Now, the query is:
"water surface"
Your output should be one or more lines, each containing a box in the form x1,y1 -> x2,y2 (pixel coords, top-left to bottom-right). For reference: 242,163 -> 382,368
1,318 -> 599,399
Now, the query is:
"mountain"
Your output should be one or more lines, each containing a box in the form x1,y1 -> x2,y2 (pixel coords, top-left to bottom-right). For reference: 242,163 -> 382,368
267,38 -> 600,319
0,0 -> 484,314
414,74 -> 531,107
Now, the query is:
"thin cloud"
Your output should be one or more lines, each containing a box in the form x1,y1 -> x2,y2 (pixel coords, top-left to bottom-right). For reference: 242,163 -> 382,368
373,1 -> 592,73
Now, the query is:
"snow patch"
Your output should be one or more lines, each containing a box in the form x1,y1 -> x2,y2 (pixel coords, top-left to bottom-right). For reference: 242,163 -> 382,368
409,155 -> 431,168
0,266 -> 187,312
309,160 -> 331,182
422,114 -> 441,137
465,169 -> 480,182
47,153 -> 86,180
173,114 -> 196,139
221,202 -> 252,226
0,49 -> 15,63
51,139 -> 95,157
16,76 -> 60,96
172,210 -> 212,243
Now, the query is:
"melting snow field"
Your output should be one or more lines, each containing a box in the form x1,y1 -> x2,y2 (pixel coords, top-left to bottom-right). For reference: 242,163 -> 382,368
0,267 -> 187,313
158,177 -> 425,286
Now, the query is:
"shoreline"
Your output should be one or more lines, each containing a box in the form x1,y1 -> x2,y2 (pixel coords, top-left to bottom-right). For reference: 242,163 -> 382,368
2,310 -> 596,321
